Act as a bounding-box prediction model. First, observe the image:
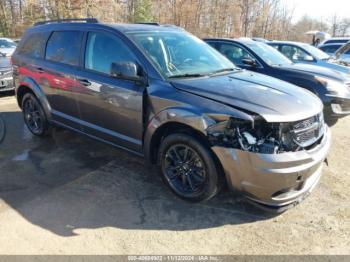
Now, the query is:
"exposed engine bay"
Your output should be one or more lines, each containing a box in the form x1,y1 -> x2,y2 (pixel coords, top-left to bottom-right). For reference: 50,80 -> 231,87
207,113 -> 325,154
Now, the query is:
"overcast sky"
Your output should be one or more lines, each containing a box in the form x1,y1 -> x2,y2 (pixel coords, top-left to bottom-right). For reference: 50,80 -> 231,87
284,0 -> 350,22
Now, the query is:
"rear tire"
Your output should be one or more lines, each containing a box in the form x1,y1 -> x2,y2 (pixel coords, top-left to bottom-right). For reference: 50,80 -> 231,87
158,133 -> 221,202
22,93 -> 50,137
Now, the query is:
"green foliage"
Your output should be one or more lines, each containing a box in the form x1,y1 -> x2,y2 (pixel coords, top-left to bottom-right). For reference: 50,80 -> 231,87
131,0 -> 154,23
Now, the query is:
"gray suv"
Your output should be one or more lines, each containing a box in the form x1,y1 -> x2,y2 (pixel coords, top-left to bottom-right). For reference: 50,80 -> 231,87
12,19 -> 331,211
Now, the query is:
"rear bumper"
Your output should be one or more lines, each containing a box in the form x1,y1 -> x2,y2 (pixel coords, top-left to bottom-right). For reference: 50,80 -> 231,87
212,125 -> 331,210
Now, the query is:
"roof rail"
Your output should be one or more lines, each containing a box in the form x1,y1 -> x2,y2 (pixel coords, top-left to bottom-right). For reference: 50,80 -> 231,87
135,22 -> 160,26
34,18 -> 99,26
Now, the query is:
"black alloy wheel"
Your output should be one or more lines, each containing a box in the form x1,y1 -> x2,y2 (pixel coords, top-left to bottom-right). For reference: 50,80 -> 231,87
164,144 -> 207,195
22,93 -> 50,136
159,133 -> 221,202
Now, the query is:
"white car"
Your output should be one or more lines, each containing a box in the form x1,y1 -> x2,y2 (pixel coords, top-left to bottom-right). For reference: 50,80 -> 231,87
0,38 -> 17,57
319,37 -> 350,46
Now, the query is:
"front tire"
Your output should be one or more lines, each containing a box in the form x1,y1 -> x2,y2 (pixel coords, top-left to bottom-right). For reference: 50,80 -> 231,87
22,93 -> 50,137
158,133 -> 221,202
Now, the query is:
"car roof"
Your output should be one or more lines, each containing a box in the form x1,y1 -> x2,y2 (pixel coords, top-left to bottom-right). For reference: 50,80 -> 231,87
28,22 -> 183,34
318,43 -> 343,47
268,40 -> 310,47
204,37 -> 255,44
325,37 -> 350,40
0,37 -> 14,41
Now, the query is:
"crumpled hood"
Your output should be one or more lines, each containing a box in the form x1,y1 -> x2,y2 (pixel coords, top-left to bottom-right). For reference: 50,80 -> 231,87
281,63 -> 349,80
170,70 -> 323,123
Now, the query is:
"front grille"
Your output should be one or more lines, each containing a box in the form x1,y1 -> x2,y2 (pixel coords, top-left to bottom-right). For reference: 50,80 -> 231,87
292,113 -> 324,148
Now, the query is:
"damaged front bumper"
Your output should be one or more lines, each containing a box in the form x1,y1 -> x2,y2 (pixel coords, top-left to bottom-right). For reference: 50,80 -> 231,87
212,125 -> 331,211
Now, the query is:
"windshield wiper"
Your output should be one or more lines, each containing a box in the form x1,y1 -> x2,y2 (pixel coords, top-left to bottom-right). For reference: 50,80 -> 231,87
208,68 -> 238,76
168,73 -> 207,79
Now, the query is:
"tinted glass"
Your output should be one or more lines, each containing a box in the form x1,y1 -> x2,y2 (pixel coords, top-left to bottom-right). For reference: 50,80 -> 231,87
300,44 -> 329,60
45,31 -> 83,66
218,43 -> 255,65
17,33 -> 48,58
280,45 -> 310,61
245,41 -> 292,65
127,31 -> 234,78
85,32 -> 135,74
319,45 -> 341,54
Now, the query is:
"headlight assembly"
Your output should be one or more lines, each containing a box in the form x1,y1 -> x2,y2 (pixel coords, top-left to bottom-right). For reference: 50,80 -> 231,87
315,76 -> 349,97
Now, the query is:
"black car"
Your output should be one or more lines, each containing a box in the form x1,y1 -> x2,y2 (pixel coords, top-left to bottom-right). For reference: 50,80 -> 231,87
204,38 -> 350,124
12,19 -> 331,211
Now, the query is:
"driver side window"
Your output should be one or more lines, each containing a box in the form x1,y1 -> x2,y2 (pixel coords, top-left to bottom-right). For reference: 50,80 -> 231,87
281,45 -> 308,62
218,43 -> 254,65
85,32 -> 135,75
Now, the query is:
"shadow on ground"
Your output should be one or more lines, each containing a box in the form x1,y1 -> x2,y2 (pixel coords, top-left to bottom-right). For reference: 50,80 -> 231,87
0,109 -> 276,237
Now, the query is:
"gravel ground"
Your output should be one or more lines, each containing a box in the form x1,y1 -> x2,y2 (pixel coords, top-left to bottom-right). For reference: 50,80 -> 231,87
0,94 -> 349,255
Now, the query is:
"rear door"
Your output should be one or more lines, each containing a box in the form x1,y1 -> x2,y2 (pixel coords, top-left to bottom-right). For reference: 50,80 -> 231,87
43,31 -> 84,129
73,30 -> 145,153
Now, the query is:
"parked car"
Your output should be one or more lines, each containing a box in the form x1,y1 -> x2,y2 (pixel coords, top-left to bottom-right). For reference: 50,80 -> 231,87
333,41 -> 350,65
319,37 -> 350,46
319,42 -> 350,65
0,54 -> 14,92
267,41 -> 350,75
0,37 -> 17,57
12,19 -> 331,211
204,38 -> 350,125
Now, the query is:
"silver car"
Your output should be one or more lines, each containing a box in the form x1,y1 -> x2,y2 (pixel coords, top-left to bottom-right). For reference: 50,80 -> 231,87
0,55 -> 14,92
268,41 -> 350,75
0,38 -> 17,56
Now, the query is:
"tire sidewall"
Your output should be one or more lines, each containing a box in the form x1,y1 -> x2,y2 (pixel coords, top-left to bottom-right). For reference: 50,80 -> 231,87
22,93 -> 49,136
158,133 -> 219,202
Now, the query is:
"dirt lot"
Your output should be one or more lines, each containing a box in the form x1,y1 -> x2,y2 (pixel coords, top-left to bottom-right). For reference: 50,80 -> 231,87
0,93 -> 349,255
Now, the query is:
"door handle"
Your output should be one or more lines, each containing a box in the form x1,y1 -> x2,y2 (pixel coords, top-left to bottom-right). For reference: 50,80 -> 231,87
36,67 -> 45,73
77,78 -> 91,86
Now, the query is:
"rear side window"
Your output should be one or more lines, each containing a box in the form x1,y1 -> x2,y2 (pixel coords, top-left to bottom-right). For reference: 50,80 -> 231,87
45,31 -> 83,66
17,32 -> 48,58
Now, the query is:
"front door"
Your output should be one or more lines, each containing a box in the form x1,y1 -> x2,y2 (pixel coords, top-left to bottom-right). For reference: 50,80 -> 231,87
74,31 -> 145,153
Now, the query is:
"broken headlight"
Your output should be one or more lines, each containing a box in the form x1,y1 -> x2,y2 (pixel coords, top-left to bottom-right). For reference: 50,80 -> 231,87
207,118 -> 299,154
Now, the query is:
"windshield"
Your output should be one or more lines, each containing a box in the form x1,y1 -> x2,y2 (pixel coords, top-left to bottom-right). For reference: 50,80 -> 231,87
127,31 -> 235,78
0,39 -> 16,48
301,44 -> 329,60
245,41 -> 292,66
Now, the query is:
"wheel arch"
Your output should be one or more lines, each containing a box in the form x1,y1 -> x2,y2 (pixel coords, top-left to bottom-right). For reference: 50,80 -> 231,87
16,77 -> 52,120
143,108 -> 216,165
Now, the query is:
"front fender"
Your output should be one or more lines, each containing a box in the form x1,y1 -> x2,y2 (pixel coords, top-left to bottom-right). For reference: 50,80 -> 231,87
143,107 -> 216,163
17,76 -> 52,120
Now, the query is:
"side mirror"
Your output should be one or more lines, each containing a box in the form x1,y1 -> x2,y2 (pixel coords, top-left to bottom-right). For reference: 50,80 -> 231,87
242,58 -> 257,67
110,61 -> 141,81
303,55 -> 314,62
